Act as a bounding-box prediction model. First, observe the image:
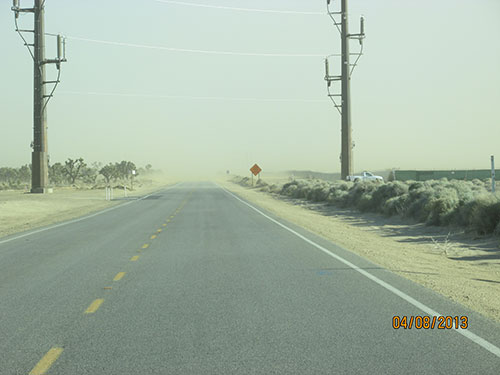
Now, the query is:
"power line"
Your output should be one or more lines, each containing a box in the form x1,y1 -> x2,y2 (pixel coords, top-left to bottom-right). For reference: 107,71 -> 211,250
65,36 -> 326,57
59,91 -> 328,103
154,0 -> 324,15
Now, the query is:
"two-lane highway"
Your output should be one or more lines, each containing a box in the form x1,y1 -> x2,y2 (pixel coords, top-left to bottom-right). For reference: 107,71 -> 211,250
0,182 -> 499,374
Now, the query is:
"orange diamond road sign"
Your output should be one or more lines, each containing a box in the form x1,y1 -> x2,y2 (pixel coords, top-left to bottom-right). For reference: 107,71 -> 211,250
250,164 -> 262,176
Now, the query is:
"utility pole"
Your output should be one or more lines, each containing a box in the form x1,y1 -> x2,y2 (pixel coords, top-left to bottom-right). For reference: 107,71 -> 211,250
12,0 -> 66,193
325,0 -> 365,180
340,0 -> 352,180
32,0 -> 48,193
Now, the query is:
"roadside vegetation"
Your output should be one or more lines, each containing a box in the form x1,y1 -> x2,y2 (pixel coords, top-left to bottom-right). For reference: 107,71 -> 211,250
233,176 -> 500,236
0,159 -> 156,191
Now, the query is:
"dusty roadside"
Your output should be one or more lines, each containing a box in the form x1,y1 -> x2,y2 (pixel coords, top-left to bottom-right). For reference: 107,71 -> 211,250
0,176 -> 177,239
219,179 -> 500,323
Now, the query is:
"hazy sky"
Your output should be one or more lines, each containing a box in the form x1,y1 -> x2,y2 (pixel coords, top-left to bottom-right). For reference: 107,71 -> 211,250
2,0 -> 499,176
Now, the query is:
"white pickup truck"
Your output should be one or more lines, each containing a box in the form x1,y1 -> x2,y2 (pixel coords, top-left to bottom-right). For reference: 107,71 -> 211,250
346,171 -> 384,182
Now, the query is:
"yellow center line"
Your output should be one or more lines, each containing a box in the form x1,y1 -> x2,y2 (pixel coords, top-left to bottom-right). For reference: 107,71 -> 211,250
142,244 -> 149,249
162,224 -> 167,227
84,299 -> 104,314
113,272 -> 125,281
131,255 -> 140,261
157,229 -> 162,233
29,347 -> 63,375
150,235 -> 157,239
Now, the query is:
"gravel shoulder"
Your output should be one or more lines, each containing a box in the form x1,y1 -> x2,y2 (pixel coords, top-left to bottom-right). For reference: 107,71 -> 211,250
219,179 -> 500,323
0,176 -> 177,239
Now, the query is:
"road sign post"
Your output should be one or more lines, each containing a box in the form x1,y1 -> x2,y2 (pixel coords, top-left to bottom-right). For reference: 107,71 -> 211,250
491,155 -> 496,193
250,164 -> 262,187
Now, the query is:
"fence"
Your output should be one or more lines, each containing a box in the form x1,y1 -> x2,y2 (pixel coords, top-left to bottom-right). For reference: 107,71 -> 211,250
392,169 -> 499,181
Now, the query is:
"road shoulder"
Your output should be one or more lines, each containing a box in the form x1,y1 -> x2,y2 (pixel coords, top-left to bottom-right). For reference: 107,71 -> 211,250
218,179 -> 500,324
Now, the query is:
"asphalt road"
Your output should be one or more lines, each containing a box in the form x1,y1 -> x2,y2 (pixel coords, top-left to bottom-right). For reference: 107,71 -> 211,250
0,182 -> 499,374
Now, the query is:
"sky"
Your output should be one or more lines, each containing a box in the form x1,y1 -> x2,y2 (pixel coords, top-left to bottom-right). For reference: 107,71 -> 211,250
1,0 -> 499,177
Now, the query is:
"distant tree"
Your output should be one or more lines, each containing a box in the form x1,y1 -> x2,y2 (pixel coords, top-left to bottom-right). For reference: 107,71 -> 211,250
80,165 -> 98,185
115,161 -> 137,182
49,162 -> 67,185
99,164 -> 118,185
0,167 -> 17,185
64,158 -> 86,185
18,164 -> 31,184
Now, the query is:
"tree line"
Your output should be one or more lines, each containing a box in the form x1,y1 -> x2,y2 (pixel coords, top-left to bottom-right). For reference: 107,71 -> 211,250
0,159 -> 154,190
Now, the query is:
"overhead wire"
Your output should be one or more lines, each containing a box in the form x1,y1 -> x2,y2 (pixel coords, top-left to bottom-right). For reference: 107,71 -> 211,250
65,36 -> 326,58
59,91 -> 328,103
153,0 -> 324,15
45,2 -> 332,108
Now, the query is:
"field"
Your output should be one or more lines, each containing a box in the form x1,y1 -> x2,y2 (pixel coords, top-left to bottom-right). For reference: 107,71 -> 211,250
0,173 -> 177,239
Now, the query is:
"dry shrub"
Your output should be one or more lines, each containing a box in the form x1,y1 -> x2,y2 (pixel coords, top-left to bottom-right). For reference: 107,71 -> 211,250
342,182 -> 378,209
466,194 -> 500,234
306,182 -> 330,202
235,175 -> 500,235
370,182 -> 408,211
268,184 -> 281,194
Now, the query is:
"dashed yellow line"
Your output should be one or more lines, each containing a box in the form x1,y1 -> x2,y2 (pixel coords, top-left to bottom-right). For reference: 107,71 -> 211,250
113,272 -> 125,281
157,229 -> 162,233
150,235 -> 157,239
29,347 -> 63,375
141,244 -> 149,249
162,223 -> 167,227
170,216 -> 174,219
85,299 -> 104,314
131,255 -> 140,261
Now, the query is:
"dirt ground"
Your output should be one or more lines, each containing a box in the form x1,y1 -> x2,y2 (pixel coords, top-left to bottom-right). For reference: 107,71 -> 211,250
219,178 -> 500,323
0,174 -> 177,239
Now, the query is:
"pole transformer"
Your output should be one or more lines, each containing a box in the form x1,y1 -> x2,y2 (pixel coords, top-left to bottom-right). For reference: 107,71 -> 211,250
12,0 -> 67,193
325,0 -> 365,180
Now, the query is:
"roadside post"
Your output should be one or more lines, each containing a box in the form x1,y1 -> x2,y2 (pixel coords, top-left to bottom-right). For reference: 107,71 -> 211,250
491,155 -> 496,193
105,186 -> 114,201
250,164 -> 262,187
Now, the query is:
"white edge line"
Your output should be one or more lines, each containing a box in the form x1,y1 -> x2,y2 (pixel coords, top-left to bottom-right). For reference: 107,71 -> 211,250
215,182 -> 500,359
0,183 -> 181,246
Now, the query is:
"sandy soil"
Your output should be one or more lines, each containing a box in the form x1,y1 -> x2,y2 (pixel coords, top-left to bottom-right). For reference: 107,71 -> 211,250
220,178 -> 500,323
0,174 -> 177,239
